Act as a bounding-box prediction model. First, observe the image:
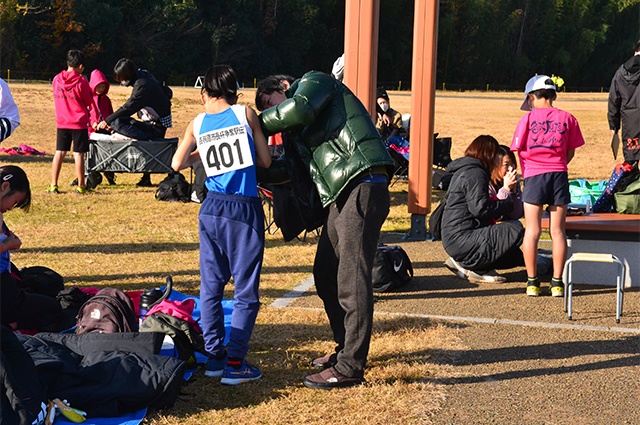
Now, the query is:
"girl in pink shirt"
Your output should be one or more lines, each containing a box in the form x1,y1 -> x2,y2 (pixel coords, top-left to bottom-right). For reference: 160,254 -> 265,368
511,75 -> 585,297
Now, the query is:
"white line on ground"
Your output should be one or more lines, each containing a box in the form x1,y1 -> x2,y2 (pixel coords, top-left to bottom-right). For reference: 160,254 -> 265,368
270,275 -> 315,308
271,275 -> 640,334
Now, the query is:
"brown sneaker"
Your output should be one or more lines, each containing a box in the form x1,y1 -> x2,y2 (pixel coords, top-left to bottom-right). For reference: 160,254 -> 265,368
310,353 -> 338,369
303,367 -> 365,390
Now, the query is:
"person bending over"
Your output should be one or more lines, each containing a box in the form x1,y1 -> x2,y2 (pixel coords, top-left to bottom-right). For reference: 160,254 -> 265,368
98,58 -> 173,186
256,71 -> 394,390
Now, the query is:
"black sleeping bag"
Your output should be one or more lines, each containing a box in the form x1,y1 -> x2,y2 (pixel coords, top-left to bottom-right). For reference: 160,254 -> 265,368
17,331 -> 186,418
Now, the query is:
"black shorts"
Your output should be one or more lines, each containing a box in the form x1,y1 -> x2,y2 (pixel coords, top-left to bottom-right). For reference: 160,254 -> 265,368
522,171 -> 571,205
56,128 -> 89,153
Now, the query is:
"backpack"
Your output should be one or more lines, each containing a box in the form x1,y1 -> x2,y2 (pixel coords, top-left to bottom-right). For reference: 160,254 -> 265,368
140,312 -> 205,368
76,288 -> 138,334
371,244 -> 413,293
155,172 -> 191,202
56,286 -> 92,310
429,197 -> 446,241
16,266 -> 64,298
593,163 -> 639,213
614,173 -> 640,214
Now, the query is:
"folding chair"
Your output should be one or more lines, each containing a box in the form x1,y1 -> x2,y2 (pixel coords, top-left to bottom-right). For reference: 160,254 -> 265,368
433,136 -> 452,169
257,185 -> 279,235
563,253 -> 626,323
387,147 -> 409,187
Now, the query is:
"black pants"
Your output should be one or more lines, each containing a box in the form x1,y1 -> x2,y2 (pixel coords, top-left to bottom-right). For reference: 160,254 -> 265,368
313,181 -> 390,378
110,117 -> 166,141
444,221 -> 525,273
0,325 -> 46,425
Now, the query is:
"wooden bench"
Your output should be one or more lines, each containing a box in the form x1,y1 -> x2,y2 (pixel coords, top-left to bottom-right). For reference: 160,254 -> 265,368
542,213 -> 640,287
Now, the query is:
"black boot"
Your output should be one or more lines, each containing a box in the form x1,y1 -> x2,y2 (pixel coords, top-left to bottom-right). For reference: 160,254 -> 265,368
104,172 -> 116,185
136,173 -> 153,187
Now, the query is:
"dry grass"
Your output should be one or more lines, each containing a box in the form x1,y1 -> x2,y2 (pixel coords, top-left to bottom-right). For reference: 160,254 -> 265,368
1,83 -> 613,424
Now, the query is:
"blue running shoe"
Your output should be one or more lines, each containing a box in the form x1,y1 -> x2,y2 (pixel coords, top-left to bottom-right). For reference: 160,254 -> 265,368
220,360 -> 262,385
205,355 -> 227,378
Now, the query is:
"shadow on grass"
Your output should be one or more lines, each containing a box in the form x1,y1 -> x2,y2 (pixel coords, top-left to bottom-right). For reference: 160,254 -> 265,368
429,335 -> 640,385
64,266 -> 311,288
373,275 -> 533,300
152,314 -> 448,419
20,238 -> 301,254
19,242 -> 201,254
0,153 -> 54,164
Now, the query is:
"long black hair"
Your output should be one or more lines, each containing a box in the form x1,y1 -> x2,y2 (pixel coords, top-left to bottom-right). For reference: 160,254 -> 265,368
202,65 -> 239,105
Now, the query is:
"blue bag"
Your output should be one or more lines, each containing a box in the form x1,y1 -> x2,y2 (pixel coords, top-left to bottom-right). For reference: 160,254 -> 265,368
593,163 -> 638,213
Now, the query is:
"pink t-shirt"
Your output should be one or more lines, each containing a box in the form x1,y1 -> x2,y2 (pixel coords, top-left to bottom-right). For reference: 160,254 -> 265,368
511,108 -> 585,179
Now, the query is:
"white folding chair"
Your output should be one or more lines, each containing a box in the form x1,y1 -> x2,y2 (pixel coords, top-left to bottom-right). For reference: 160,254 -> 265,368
563,253 -> 626,323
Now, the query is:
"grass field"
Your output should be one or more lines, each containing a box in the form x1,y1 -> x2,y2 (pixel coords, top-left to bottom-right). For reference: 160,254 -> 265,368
0,83 -> 616,424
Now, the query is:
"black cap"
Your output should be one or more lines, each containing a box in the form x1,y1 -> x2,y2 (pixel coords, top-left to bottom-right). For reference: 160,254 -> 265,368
377,87 -> 389,101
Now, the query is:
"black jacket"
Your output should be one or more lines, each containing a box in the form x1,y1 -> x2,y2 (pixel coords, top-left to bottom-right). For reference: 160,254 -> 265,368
441,157 -> 517,270
106,70 -> 172,126
608,55 -> 640,162
18,331 -> 185,418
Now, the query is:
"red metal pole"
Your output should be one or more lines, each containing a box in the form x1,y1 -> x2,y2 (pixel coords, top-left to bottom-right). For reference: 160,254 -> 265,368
409,0 -> 439,217
343,0 -> 380,116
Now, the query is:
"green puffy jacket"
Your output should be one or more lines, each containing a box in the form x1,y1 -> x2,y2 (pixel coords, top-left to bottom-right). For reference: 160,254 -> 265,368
259,71 -> 394,207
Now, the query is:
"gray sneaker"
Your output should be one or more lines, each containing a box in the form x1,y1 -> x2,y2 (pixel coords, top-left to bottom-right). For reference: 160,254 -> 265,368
468,269 -> 507,283
444,257 -> 469,280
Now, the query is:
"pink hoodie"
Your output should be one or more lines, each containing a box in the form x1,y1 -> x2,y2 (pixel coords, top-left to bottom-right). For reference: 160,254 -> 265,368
88,69 -> 113,134
53,69 -> 94,129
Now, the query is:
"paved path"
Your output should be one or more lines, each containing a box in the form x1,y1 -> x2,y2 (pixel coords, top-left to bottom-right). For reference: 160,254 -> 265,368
273,234 -> 640,424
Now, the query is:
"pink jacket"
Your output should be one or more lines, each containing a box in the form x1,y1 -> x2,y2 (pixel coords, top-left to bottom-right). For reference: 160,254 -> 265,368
146,299 -> 202,333
53,70 -> 94,129
88,70 -> 113,134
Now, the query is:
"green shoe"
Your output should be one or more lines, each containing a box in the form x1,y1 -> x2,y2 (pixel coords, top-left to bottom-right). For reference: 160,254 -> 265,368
75,186 -> 93,194
46,185 -> 59,194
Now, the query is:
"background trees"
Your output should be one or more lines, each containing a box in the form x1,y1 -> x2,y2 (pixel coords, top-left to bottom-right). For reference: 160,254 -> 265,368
1,0 -> 639,90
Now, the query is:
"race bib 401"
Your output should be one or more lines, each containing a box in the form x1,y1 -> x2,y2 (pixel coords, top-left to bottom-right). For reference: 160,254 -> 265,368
197,124 -> 254,177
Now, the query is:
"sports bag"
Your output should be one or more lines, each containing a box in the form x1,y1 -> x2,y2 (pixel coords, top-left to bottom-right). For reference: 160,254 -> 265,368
56,286 -> 93,310
568,179 -> 607,205
371,244 -> 413,293
140,312 -> 205,368
16,266 -> 64,298
614,174 -> 640,214
76,288 -> 138,334
429,198 -> 446,241
155,172 -> 191,202
593,163 -> 639,213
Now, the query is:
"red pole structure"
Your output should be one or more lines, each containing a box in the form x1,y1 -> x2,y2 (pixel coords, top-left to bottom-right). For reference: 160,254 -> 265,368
343,0 -> 380,116
406,0 -> 439,240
